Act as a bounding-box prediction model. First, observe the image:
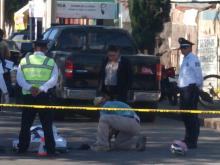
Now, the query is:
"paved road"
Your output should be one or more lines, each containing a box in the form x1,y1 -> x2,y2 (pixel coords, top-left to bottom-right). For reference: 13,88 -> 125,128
0,109 -> 219,165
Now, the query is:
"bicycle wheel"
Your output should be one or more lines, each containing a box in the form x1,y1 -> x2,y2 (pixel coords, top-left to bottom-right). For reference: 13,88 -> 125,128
199,74 -> 220,108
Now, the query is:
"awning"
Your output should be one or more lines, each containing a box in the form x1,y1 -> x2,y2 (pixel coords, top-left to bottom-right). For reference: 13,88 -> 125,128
14,3 -> 29,16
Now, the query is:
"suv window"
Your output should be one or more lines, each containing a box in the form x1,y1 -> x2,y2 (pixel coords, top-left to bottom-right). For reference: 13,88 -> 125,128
57,29 -> 86,51
88,32 -> 105,50
12,33 -> 34,41
107,32 -> 137,55
88,31 -> 137,55
12,34 -> 24,41
48,28 -> 59,40
43,29 -> 52,40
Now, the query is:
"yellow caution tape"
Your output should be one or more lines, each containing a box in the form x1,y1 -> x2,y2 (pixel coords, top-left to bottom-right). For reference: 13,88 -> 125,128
0,103 -> 220,114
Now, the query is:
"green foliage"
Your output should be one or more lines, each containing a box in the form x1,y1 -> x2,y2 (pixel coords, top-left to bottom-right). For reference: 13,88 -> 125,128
128,0 -> 171,54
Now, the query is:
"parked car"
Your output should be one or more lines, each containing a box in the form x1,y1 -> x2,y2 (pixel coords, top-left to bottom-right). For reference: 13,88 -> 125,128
4,40 -> 22,97
5,40 -> 22,65
42,25 -> 161,121
9,32 -> 34,56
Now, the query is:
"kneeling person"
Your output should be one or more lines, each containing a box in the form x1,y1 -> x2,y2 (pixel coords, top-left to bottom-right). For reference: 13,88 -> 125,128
92,94 -> 146,151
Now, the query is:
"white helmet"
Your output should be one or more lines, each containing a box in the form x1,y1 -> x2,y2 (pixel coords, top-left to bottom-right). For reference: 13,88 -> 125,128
170,140 -> 188,155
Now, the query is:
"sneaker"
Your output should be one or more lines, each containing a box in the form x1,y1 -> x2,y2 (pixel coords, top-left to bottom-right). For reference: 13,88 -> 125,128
90,145 -> 110,152
136,136 -> 146,151
16,150 -> 27,155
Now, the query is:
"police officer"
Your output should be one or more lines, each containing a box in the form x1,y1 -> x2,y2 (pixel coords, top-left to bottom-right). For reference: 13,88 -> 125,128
16,40 -> 58,155
178,38 -> 203,149
0,29 -> 11,94
0,52 -> 9,104
0,29 -> 10,61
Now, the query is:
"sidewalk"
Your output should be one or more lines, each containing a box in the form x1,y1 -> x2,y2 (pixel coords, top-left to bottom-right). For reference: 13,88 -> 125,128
158,99 -> 220,132
203,118 -> 220,131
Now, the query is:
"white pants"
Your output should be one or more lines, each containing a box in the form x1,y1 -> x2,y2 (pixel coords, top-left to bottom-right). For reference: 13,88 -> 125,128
95,114 -> 141,150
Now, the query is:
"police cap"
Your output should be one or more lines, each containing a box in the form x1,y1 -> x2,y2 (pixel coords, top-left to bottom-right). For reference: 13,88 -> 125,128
34,40 -> 48,48
178,37 -> 194,49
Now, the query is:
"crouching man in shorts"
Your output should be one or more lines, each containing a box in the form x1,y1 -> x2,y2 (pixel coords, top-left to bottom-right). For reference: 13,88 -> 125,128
91,94 -> 146,151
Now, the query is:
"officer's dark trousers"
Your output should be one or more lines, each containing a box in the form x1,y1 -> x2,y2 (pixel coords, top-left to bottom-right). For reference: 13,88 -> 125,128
18,93 -> 55,153
179,84 -> 200,147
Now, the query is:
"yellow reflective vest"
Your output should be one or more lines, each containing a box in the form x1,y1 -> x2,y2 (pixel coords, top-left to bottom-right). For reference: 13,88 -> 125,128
20,54 -> 55,95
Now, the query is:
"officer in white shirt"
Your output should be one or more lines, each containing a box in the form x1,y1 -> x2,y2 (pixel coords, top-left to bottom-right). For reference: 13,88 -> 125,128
16,40 -> 58,156
178,38 -> 203,149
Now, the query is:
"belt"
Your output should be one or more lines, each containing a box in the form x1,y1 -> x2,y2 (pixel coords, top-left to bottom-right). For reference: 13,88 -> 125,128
179,83 -> 197,90
122,115 -> 140,123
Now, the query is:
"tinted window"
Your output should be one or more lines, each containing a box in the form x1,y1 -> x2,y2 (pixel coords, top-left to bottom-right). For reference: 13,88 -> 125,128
107,32 -> 137,55
48,28 -> 59,40
12,34 -> 24,41
88,31 -> 137,55
23,34 -> 28,40
57,29 -> 86,51
43,29 -> 52,40
88,32 -> 105,50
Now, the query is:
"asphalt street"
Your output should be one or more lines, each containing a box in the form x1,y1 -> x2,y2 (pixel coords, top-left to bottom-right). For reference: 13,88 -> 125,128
0,104 -> 219,165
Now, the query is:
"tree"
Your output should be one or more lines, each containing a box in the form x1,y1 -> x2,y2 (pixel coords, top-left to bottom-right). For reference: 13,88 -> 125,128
4,0 -> 28,33
128,0 -> 171,54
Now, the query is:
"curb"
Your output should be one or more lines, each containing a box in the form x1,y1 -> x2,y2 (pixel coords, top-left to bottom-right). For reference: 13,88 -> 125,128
202,118 -> 220,132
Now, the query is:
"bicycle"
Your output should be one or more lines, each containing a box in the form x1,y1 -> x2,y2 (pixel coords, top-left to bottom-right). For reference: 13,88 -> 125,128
199,74 -> 220,109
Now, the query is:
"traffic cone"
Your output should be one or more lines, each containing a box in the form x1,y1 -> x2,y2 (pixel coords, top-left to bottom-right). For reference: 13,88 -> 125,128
38,137 -> 47,156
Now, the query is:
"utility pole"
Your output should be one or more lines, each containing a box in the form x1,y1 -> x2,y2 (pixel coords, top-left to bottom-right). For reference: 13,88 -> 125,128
43,0 -> 57,31
0,0 -> 5,30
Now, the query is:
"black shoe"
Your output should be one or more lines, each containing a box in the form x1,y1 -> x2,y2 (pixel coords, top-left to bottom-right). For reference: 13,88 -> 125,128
187,144 -> 197,149
16,150 -> 27,155
47,152 -> 59,157
77,143 -> 90,150
181,140 -> 197,149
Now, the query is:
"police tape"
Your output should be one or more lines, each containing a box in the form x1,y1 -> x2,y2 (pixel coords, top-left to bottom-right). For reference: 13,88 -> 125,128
0,103 -> 220,114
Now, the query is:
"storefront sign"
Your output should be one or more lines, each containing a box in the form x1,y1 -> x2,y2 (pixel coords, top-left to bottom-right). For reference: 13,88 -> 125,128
57,1 -> 117,19
198,35 -> 218,76
14,14 -> 27,30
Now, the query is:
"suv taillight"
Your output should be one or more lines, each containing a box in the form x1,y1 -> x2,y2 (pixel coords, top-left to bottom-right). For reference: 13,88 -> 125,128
65,59 -> 74,79
156,64 -> 162,81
